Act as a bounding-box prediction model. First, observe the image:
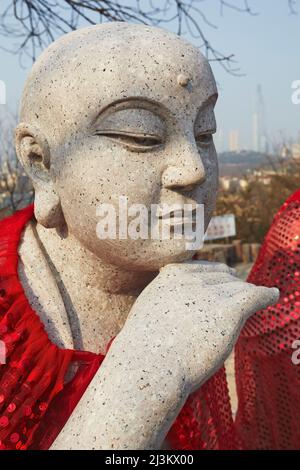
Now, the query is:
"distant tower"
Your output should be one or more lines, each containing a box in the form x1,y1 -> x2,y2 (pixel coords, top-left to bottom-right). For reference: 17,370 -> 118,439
0,80 -> 6,105
229,130 -> 239,152
252,113 -> 259,152
215,128 -> 224,152
253,85 -> 268,153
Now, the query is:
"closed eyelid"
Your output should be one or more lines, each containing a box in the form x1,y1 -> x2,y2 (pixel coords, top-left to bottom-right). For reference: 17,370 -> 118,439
93,131 -> 164,152
94,129 -> 163,147
93,105 -> 166,139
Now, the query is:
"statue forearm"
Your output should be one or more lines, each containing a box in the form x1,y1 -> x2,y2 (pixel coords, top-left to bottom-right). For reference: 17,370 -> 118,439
50,331 -> 188,450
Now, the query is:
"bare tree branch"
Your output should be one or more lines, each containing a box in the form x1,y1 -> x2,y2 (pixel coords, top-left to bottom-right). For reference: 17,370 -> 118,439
0,110 -> 34,215
0,1 -> 298,74
288,0 -> 298,14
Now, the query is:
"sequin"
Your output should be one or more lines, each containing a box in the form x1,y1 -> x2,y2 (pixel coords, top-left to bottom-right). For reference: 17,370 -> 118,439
0,416 -> 9,428
23,406 -> 31,417
15,441 -> 22,450
10,433 -> 19,444
0,325 -> 7,335
7,403 -> 16,413
39,402 -> 48,412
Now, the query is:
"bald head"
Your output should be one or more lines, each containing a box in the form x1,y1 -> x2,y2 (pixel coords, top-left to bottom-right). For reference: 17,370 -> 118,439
15,22 -> 219,264
19,22 -> 216,146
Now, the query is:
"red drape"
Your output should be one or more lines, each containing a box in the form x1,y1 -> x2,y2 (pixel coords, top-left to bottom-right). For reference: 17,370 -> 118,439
235,189 -> 300,449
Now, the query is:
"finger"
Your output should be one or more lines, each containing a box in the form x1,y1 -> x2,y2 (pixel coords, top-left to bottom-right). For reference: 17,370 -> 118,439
160,260 -> 234,275
228,267 -> 238,278
195,261 -> 237,277
187,271 -> 241,285
234,285 -> 280,322
251,286 -> 280,311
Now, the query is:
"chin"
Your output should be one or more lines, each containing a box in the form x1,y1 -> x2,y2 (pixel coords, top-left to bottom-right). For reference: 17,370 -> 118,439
144,252 -> 196,272
86,237 -> 198,272
115,240 -> 197,272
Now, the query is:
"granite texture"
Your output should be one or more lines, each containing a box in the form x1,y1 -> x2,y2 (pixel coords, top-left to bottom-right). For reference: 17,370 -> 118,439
14,23 -> 279,449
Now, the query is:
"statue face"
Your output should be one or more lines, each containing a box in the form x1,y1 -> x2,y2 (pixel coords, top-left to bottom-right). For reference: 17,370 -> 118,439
20,24 -> 218,271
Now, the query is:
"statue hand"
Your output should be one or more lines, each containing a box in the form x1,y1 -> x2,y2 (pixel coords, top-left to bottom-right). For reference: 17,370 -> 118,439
123,260 -> 279,393
51,260 -> 279,450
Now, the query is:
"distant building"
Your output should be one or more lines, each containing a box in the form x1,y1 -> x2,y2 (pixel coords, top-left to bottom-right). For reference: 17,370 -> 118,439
281,144 -> 292,159
219,176 -> 248,192
229,130 -> 239,152
218,150 -> 270,178
214,128 -> 224,152
219,177 -> 231,191
252,113 -> 259,152
292,144 -> 300,159
253,85 -> 269,153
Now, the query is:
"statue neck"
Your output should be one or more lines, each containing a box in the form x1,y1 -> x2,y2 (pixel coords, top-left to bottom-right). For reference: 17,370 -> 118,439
18,221 -> 156,354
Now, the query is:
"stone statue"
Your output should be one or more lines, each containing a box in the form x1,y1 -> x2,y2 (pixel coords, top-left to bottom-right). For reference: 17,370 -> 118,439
14,22 -> 279,449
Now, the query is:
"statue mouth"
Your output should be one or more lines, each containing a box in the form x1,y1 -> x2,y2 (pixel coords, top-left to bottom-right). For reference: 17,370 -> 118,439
158,208 -> 197,225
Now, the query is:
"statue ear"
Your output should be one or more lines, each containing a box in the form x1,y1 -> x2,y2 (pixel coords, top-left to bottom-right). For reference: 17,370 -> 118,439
15,123 -> 65,228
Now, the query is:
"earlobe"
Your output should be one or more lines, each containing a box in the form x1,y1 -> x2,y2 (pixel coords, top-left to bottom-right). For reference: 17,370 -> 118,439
34,188 -> 65,229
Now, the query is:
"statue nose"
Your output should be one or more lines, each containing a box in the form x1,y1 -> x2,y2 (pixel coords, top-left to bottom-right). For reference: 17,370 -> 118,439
162,144 -> 206,190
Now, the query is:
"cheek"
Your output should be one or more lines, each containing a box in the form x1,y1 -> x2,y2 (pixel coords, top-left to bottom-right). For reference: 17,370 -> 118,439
53,140 -> 165,215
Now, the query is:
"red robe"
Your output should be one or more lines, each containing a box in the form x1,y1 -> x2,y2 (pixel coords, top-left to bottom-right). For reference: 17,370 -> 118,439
235,189 -> 300,449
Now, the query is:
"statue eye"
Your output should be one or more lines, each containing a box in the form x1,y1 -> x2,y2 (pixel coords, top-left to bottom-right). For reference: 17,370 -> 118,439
94,130 -> 163,151
195,133 -> 213,148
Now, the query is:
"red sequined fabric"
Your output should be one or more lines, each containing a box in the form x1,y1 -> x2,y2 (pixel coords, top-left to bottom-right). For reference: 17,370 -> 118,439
0,206 -> 105,450
168,366 -> 240,450
0,205 -> 237,450
235,188 -> 300,449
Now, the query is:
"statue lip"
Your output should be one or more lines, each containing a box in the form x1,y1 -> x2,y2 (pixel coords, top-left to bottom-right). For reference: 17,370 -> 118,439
158,208 -> 197,225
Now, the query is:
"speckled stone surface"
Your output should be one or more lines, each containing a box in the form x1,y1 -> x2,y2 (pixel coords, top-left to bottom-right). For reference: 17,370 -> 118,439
14,23 -> 279,449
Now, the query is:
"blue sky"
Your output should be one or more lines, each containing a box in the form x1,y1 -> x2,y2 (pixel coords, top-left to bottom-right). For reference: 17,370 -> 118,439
0,0 -> 300,152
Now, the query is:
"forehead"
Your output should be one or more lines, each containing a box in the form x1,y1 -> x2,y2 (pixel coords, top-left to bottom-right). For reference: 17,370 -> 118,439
22,25 -> 218,142
48,28 -> 216,121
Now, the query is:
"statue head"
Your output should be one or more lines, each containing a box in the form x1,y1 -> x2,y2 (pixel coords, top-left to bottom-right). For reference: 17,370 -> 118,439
15,22 -> 218,271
